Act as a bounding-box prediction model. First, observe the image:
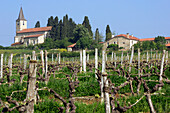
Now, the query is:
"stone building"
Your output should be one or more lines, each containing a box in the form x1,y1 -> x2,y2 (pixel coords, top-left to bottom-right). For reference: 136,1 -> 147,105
11,7 -> 52,47
103,33 -> 139,50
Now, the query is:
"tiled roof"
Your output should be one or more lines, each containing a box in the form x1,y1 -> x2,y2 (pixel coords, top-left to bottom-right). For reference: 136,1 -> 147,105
67,43 -> 76,48
139,38 -> 155,41
166,43 -> 170,47
17,26 -> 52,34
165,37 -> 170,40
11,42 -> 22,46
115,34 -> 139,40
23,34 -> 44,39
139,37 -> 170,41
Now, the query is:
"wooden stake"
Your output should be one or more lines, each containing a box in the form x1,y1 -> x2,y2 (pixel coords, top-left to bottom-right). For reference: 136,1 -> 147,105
95,48 -> 98,79
0,54 -> 3,78
80,50 -> 82,72
83,50 -> 86,72
40,50 -> 45,75
129,46 -> 134,73
26,60 -> 37,113
103,72 -> 110,113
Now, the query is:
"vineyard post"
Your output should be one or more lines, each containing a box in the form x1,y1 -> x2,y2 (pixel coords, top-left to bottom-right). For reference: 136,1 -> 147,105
147,51 -> 149,62
26,60 -> 37,113
121,51 -> 123,65
165,51 -> 168,64
111,51 -> 113,62
0,54 -> 3,78
95,48 -> 98,79
138,48 -> 140,77
159,52 -> 161,60
80,50 -> 82,72
127,52 -> 129,61
58,53 -> 61,64
24,54 -> 27,70
156,51 -> 158,59
8,54 -> 13,77
52,53 -> 54,64
32,51 -> 36,60
159,50 -> 165,90
101,50 -> 106,103
20,54 -> 22,65
4,55 -> 7,66
129,46 -> 134,73
40,50 -> 45,75
45,50 -> 48,80
150,49 -> 152,60
114,53 -> 116,68
87,54 -> 89,63
83,50 -> 86,72
103,72 -> 110,113
105,53 -> 107,62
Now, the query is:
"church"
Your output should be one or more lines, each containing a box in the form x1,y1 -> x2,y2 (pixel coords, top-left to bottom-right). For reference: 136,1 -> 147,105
11,7 -> 52,47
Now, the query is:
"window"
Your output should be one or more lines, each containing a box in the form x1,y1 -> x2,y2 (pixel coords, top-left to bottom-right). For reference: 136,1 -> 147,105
107,42 -> 109,46
123,42 -> 125,44
114,42 -> 116,44
17,22 -> 19,25
23,21 -> 24,25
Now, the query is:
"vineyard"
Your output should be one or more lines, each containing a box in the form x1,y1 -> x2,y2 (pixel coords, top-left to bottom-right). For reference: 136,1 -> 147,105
0,48 -> 169,113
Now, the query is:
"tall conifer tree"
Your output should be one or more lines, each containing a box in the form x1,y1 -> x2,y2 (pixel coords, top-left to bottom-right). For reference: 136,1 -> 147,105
95,28 -> 99,43
105,25 -> 112,41
82,16 -> 93,37
35,21 -> 40,28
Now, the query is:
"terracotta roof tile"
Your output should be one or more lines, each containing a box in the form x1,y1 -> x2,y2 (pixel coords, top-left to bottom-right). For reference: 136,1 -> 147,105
165,37 -> 170,40
99,42 -> 104,44
139,38 -> 155,41
11,42 -> 22,46
166,43 -> 170,47
115,34 -> 139,40
23,34 -> 44,39
17,26 -> 52,34
67,43 -> 76,48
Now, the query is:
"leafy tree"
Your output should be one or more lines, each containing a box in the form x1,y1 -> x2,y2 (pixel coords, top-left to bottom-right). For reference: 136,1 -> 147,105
82,16 -> 93,37
35,21 -> 40,28
73,24 -> 92,49
107,44 -> 118,51
142,41 -> 150,50
150,41 -> 156,49
154,36 -> 166,45
105,25 -> 112,41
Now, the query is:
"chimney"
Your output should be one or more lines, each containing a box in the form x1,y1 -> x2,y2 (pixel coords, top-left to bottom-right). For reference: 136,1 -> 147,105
131,34 -> 133,37
127,33 -> 129,38
112,35 -> 115,38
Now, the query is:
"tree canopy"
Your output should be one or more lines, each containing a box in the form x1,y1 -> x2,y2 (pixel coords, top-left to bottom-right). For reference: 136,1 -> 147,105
105,25 -> 112,41
35,21 -> 40,28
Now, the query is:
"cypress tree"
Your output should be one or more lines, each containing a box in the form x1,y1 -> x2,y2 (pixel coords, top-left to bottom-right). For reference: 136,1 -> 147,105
35,21 -> 40,28
105,25 -> 112,41
82,16 -> 93,37
95,28 -> 99,43
47,16 -> 54,26
54,16 -> 59,25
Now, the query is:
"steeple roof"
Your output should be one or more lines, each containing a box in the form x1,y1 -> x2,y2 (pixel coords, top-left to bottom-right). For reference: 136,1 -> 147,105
16,7 -> 26,21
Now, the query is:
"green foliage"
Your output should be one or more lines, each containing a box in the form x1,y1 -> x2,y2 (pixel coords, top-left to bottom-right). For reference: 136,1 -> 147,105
73,24 -> 93,49
35,21 -> 40,28
82,16 -> 93,37
105,25 -> 112,41
107,44 -> 118,51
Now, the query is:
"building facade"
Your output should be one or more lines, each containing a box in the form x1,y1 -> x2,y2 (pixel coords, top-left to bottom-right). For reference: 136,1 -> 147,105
103,33 -> 139,50
11,7 -> 52,47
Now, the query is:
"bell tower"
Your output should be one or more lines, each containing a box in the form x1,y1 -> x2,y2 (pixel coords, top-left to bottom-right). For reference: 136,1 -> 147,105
16,7 -> 27,32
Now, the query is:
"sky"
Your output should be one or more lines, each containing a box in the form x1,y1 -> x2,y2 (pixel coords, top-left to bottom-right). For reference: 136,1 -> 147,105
0,0 -> 170,47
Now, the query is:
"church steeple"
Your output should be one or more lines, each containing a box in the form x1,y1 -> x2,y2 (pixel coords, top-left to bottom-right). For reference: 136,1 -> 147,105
17,7 -> 26,21
16,7 -> 27,32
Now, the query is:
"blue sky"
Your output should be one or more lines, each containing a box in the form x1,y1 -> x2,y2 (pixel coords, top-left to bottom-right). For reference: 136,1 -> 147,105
0,0 -> 170,46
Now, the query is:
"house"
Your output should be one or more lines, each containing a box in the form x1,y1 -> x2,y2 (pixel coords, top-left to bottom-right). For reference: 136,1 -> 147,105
67,43 -> 76,52
11,7 -> 52,47
103,33 -> 139,50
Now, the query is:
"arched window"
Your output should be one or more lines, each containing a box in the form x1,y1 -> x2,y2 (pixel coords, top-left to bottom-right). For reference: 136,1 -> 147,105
23,21 -> 24,25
